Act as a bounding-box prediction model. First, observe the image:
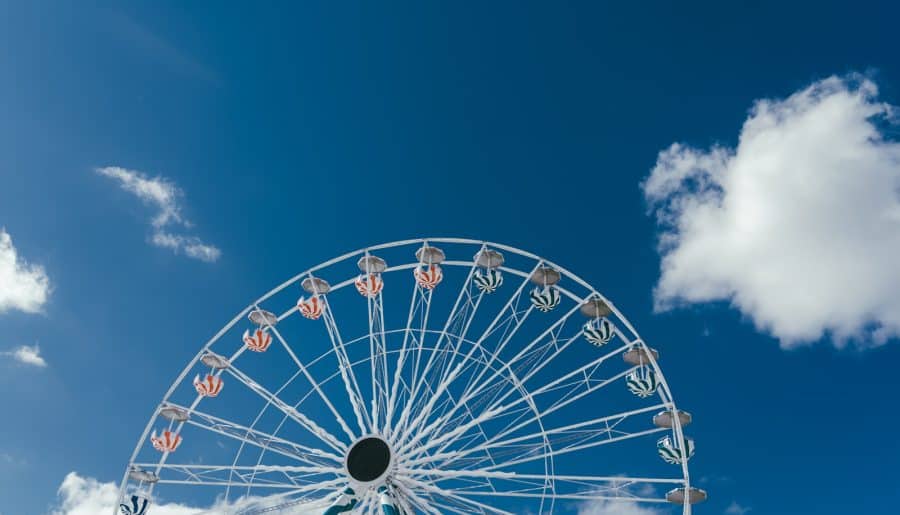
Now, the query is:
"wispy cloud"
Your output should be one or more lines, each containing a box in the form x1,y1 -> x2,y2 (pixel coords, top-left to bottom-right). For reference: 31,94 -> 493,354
644,75 -> 900,348
725,501 -> 751,515
2,344 -> 47,368
95,167 -> 221,263
102,11 -> 219,85
0,229 -> 50,314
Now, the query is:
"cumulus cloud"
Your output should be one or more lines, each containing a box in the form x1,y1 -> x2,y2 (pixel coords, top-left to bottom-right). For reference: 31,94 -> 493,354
95,167 -> 220,263
50,472 -> 324,515
51,473 -> 196,515
644,75 -> 900,347
0,229 -> 50,314
2,344 -> 47,367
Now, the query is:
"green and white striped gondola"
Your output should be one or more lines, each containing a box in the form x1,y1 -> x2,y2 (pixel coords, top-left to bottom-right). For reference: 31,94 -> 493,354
473,268 -> 503,293
657,435 -> 695,465
119,494 -> 149,515
378,486 -> 401,515
323,487 -> 357,515
583,317 -> 615,346
530,286 -> 561,312
626,367 -> 659,398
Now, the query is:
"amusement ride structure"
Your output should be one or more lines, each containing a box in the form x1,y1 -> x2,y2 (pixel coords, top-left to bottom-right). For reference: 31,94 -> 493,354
116,238 -> 706,514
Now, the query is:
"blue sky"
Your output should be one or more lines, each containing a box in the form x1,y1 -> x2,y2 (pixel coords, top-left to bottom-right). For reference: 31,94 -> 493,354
2,1 -> 900,514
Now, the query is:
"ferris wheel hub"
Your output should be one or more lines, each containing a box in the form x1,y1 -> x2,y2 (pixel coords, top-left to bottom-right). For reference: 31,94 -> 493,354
345,435 -> 393,485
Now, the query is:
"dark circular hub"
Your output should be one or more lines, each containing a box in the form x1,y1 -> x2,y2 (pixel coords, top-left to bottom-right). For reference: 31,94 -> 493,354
346,437 -> 391,482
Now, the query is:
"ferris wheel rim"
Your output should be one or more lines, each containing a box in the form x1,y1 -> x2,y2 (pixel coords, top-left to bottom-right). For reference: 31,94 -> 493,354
116,238 -> 696,514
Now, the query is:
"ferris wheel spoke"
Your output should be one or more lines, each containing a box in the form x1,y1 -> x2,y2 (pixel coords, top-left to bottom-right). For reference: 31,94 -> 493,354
392,287 -> 434,436
430,489 -> 670,503
320,298 -> 373,435
412,405 -> 668,475
166,403 -> 342,466
146,470 -> 344,492
364,281 -> 390,432
459,302 -> 586,414
396,262 -> 542,450
411,360 -> 639,465
385,273 -> 430,439
412,310 -> 585,452
474,426 -> 668,473
393,259 -> 483,445
392,478 -> 444,515
268,325 -> 358,443
226,365 -> 348,454
399,475 -> 515,515
132,463 -> 340,488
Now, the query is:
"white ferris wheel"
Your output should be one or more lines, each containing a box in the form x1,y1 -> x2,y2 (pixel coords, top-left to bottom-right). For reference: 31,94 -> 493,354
116,238 -> 707,515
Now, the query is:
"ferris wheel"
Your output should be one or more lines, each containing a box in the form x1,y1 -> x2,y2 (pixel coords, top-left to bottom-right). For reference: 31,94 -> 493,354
115,238 -> 707,515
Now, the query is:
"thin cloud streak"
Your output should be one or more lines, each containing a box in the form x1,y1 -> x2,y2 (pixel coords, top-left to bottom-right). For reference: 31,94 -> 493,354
95,167 -> 221,263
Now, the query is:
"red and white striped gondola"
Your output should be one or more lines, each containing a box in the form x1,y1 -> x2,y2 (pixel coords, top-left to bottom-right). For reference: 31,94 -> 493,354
413,264 -> 443,290
354,273 -> 384,298
243,327 -> 273,352
150,430 -> 182,453
297,295 -> 324,319
193,374 -> 224,397
413,244 -> 445,290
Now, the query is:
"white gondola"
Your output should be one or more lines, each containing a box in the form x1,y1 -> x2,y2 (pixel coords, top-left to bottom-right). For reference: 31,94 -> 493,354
415,245 -> 445,265
653,409 -> 693,429
657,434 -> 695,464
583,318 -> 615,346
530,286 -> 560,312
158,405 -> 190,422
248,308 -> 278,327
626,367 -> 659,397
474,248 -> 504,269
301,276 -> 331,295
666,487 -> 708,505
127,466 -> 158,484
623,344 -> 659,366
473,268 -> 503,293
579,297 -> 612,318
357,255 -> 388,274
530,265 -> 561,286
200,352 -> 230,369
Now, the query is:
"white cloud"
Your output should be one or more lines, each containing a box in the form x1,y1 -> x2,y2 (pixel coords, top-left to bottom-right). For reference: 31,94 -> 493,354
50,472 -> 326,515
96,167 -> 220,263
724,501 -> 751,515
0,229 -> 50,314
2,344 -> 47,367
152,232 -> 221,263
644,75 -> 900,347
578,499 -> 662,515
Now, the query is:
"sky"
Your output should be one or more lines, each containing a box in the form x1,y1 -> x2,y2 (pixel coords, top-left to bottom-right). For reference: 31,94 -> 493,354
2,1 -> 900,514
